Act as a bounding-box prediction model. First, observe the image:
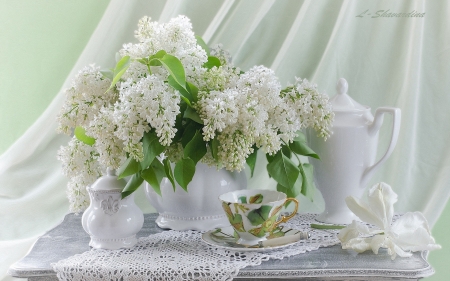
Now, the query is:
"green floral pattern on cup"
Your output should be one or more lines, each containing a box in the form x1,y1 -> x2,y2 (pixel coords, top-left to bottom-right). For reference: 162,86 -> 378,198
220,190 -> 299,244
222,202 -> 245,232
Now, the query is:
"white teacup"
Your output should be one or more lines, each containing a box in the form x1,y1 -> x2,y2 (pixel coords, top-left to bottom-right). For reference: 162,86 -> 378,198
219,189 -> 299,245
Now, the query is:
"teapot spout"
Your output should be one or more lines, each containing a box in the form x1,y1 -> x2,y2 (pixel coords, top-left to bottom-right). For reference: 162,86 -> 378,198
361,107 -> 401,187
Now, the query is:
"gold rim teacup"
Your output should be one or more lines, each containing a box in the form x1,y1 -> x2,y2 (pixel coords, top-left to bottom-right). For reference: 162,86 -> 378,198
219,189 -> 299,245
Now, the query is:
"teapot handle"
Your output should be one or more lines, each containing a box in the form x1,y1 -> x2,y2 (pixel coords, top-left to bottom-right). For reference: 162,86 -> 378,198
361,107 -> 401,188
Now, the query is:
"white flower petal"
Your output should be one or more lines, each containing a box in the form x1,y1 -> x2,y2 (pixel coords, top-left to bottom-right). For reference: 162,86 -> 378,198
391,212 -> 441,252
369,234 -> 387,254
345,196 -> 384,228
338,220 -> 380,243
342,183 -> 440,259
384,238 -> 412,260
341,237 -> 373,253
367,182 -> 397,229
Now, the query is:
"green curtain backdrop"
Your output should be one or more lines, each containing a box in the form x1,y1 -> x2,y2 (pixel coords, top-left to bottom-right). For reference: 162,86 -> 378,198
1,1 -> 448,280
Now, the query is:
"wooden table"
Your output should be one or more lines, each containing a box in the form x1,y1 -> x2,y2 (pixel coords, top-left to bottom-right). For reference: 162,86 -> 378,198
9,213 -> 434,280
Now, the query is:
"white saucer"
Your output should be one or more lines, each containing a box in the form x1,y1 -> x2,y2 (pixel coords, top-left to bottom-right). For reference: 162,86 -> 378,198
202,225 -> 307,252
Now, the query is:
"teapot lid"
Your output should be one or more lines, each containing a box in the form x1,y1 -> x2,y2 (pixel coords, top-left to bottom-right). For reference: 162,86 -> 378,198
90,168 -> 126,191
330,78 -> 368,113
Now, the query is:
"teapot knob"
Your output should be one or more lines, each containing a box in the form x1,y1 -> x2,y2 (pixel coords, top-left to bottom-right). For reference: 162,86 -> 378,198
336,78 -> 348,95
106,167 -> 116,176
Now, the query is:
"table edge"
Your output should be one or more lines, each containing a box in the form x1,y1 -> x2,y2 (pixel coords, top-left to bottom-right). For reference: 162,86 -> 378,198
9,251 -> 434,279
8,214 -> 435,279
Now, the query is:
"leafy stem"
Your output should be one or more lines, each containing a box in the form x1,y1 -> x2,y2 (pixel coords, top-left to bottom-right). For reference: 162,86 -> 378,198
310,223 -> 346,230
281,139 -> 302,164
147,64 -> 152,75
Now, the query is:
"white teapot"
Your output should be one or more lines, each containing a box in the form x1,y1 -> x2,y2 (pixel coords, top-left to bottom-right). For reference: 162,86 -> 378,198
307,78 -> 401,224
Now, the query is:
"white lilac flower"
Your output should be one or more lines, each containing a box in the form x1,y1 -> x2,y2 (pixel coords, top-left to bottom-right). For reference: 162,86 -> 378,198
338,182 -> 441,260
57,64 -> 115,134
236,65 -> 282,112
120,15 -> 207,83
57,137 -> 103,187
217,128 -> 254,171
235,66 -> 281,139
113,76 -> 180,161
66,175 -> 91,213
210,44 -> 233,66
255,126 -> 282,155
134,16 -> 162,43
196,65 -> 285,168
275,78 -> 334,139
161,15 -> 207,79
199,145 -> 222,169
86,106 -> 126,169
194,65 -> 240,92
196,89 -> 239,141
164,142 -> 184,164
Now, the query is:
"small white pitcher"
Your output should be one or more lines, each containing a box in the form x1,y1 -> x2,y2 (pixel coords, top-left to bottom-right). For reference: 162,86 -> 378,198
308,78 -> 401,224
82,168 -> 144,249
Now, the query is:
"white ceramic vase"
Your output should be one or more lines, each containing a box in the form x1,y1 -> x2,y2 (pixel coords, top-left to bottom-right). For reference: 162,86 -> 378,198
145,163 -> 246,231
82,168 -> 144,249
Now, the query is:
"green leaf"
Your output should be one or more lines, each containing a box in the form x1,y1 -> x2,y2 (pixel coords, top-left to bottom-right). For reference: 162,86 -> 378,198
266,153 -> 276,163
203,56 -> 221,69
121,172 -> 144,199
163,158 -> 176,191
117,157 -> 141,179
246,147 -> 258,177
276,179 -> 302,208
74,126 -> 95,146
195,35 -> 210,56
109,55 -> 130,91
148,52 -> 191,104
181,121 -> 202,148
247,205 -> 272,226
149,59 -> 162,67
152,54 -> 187,92
167,75 -> 192,106
151,50 -> 167,60
141,167 -> 159,195
172,102 -> 187,143
267,152 -> 300,190
184,130 -> 207,164
140,131 -> 165,170
174,158 -> 196,191
141,159 -> 165,196
276,183 -> 300,199
138,50 -> 167,67
100,69 -> 114,80
137,58 -> 149,65
115,55 -> 130,74
281,145 -> 292,159
184,106 -> 203,124
290,131 -> 319,159
186,82 -> 199,102
209,138 -> 220,161
300,163 -> 315,201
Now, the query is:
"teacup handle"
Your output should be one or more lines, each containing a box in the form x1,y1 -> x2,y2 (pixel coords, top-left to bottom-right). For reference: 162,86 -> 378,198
273,198 -> 299,228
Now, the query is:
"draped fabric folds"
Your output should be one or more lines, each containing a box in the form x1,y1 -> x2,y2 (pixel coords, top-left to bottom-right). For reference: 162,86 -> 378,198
1,1 -> 449,280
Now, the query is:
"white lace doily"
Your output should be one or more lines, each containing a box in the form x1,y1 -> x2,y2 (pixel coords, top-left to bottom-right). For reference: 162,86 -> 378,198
52,214 -> 342,281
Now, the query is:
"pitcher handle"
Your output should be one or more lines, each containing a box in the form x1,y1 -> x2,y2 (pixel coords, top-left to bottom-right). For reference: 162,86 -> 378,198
361,107 -> 401,188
